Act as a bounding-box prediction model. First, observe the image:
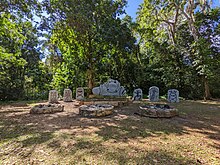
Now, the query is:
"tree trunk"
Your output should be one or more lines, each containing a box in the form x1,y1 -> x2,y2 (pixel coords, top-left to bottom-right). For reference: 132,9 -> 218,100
87,32 -> 94,95
202,75 -> 211,100
87,69 -> 94,95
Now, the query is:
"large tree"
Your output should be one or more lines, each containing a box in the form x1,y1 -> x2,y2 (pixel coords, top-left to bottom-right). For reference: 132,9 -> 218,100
137,0 -> 219,99
43,0 -> 136,93
0,13 -> 26,100
0,1 -> 47,100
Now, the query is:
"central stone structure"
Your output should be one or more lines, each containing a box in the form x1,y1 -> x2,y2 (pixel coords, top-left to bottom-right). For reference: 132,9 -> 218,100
92,79 -> 126,97
79,104 -> 114,117
138,104 -> 178,118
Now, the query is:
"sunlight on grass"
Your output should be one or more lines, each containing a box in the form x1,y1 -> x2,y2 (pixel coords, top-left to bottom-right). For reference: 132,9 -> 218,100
0,100 -> 219,164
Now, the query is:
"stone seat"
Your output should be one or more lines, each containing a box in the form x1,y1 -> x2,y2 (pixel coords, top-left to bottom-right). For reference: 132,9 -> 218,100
79,104 -> 114,117
138,104 -> 178,118
30,104 -> 64,114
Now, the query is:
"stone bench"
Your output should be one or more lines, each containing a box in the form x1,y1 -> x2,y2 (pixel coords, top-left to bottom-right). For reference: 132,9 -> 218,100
30,104 -> 64,114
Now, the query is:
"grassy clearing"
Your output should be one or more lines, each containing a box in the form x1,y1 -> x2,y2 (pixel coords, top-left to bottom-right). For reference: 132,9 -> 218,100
0,100 -> 219,164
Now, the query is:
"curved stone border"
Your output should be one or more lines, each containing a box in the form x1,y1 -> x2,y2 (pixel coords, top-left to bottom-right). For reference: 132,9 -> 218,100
79,104 -> 114,117
30,104 -> 64,114
139,104 -> 178,118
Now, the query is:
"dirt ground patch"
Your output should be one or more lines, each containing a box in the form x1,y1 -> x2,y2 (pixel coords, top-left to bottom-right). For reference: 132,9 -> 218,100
0,100 -> 220,164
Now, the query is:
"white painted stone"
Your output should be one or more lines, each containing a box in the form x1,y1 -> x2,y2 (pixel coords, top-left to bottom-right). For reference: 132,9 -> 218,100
119,86 -> 126,96
48,90 -> 58,103
92,87 -> 100,95
149,86 -> 159,102
92,79 -> 126,97
168,89 -> 179,103
63,89 -> 72,102
133,88 -> 143,101
76,87 -> 84,100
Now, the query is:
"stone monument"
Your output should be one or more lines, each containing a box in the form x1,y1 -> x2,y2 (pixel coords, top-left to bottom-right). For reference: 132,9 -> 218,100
48,90 -> 59,103
76,87 -> 84,100
92,79 -> 126,97
63,89 -> 72,102
168,89 -> 179,103
149,86 -> 159,102
133,88 -> 143,101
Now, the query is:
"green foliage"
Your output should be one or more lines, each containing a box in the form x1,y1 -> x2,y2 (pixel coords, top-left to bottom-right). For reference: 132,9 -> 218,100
0,0 -> 41,19
136,1 -> 220,99
0,13 -> 49,100
195,8 -> 220,97
0,13 -> 26,100
0,1 -> 219,101
44,0 -> 137,94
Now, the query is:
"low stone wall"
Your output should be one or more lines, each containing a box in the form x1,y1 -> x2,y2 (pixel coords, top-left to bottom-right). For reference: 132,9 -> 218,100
30,104 -> 64,114
79,99 -> 130,107
79,104 -> 114,117
138,104 -> 178,118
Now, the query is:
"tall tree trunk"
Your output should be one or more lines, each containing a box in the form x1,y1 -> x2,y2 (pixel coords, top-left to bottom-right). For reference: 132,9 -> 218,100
87,69 -> 94,95
86,32 -> 95,95
202,75 -> 211,100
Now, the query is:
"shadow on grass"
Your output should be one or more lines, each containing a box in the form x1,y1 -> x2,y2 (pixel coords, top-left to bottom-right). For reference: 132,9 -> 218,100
21,132 -> 54,147
0,119 -> 54,146
51,138 -> 199,165
172,100 -> 220,140
94,117 -> 185,142
1,100 -> 219,143
0,100 -> 219,164
0,110 -> 24,114
102,149 -> 199,165
0,100 -> 47,106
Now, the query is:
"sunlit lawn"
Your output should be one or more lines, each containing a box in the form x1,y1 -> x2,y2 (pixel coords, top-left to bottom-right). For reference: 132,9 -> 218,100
0,100 -> 219,164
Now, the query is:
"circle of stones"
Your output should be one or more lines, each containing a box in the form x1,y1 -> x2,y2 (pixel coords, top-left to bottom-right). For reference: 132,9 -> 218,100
139,104 -> 178,118
30,104 -> 64,114
79,104 -> 114,117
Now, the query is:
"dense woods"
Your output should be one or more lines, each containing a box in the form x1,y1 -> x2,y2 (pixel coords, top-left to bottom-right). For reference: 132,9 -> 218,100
0,0 -> 219,101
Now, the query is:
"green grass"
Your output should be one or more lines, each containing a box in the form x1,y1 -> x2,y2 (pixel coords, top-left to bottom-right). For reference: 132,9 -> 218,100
0,100 -> 219,164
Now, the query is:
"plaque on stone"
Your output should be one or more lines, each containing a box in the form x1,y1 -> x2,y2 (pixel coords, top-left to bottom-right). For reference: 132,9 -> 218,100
76,87 -> 84,100
168,89 -> 179,103
63,89 -> 72,102
133,88 -> 143,101
92,79 -> 126,97
149,86 -> 159,102
48,90 -> 59,103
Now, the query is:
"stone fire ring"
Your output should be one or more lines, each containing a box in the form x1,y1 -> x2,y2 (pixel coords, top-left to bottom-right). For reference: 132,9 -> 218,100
30,104 -> 64,114
139,104 -> 178,118
79,104 -> 114,117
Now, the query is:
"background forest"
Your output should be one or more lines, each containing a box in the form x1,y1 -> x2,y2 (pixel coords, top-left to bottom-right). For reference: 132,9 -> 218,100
0,0 -> 220,101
